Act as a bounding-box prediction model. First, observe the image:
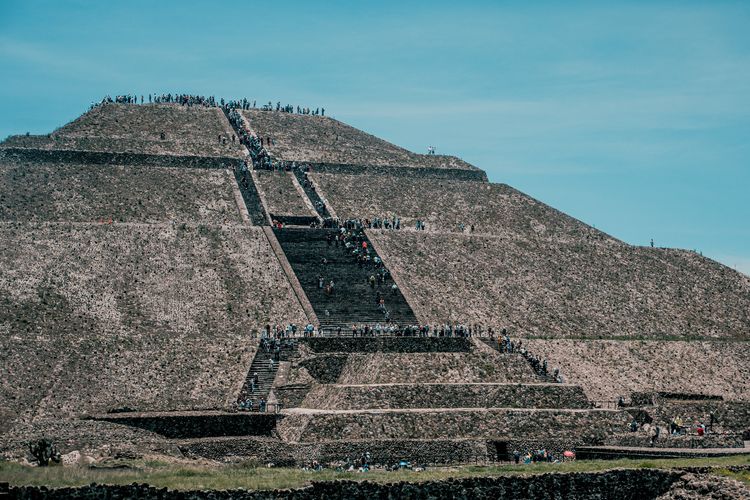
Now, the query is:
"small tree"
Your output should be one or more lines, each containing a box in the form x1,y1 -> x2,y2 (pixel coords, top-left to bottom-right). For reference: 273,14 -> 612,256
28,437 -> 60,466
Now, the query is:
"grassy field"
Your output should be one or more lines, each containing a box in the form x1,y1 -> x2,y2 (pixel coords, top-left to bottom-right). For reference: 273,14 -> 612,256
714,467 -> 750,486
1,455 -> 748,491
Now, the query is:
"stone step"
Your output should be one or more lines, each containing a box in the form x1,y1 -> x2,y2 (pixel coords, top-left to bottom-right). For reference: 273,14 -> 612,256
274,227 -> 418,327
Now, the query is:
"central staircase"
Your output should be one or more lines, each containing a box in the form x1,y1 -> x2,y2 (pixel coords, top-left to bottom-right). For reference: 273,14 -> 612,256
238,339 -> 298,402
273,227 -> 418,331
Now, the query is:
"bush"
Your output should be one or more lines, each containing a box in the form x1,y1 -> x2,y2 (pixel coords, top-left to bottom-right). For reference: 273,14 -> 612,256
28,437 -> 61,466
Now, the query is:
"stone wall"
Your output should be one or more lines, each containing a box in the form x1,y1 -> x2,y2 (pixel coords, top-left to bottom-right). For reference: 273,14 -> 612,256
92,412 -> 279,439
0,145 -> 239,168
645,400 -> 750,436
0,159 -> 241,224
298,355 -> 349,383
309,162 -> 488,181
336,351 -> 541,384
0,418 -> 178,461
271,384 -> 311,409
369,231 -> 750,339
9,469 -> 692,499
520,340 -> 750,402
299,337 -> 472,353
181,436 -> 585,465
301,383 -> 591,410
179,436 -> 489,465
606,432 -> 744,449
278,408 -> 629,443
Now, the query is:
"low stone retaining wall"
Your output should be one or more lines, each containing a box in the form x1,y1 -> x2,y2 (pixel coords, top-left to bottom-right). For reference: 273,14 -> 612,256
179,437 -> 490,465
631,392 -> 725,405
1,146 -> 238,169
645,400 -> 750,436
576,446 -> 750,460
606,432 -> 744,449
309,161 -> 489,182
336,351 -> 541,384
273,384 -> 311,408
299,355 -> 348,383
270,214 -> 319,225
299,337 -> 472,353
301,383 -> 591,410
278,408 -> 629,443
91,413 -> 280,439
180,436 -> 585,464
9,469 -> 686,499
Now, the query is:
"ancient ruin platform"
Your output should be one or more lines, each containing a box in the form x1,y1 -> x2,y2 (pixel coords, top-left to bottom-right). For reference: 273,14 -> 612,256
0,157 -> 243,224
576,444 -> 750,460
369,231 -> 750,339
276,407 -> 629,443
299,383 -> 591,410
2,103 -> 244,158
2,99 -> 749,471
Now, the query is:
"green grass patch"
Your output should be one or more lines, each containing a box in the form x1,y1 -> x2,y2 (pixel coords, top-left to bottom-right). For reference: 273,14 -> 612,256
714,468 -> 750,486
1,455 -> 748,492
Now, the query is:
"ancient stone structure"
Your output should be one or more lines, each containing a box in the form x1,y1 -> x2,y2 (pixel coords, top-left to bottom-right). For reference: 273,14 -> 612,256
10,468 -> 750,499
0,101 -> 748,467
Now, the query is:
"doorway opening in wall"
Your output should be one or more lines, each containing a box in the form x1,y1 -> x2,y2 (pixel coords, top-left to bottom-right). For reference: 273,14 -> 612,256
489,440 -> 509,461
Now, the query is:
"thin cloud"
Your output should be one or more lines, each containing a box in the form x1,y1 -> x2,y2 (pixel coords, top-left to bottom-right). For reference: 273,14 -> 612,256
0,38 -> 117,80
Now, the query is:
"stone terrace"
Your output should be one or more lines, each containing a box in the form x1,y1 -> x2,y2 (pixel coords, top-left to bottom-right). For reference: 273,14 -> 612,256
0,223 -> 307,434
300,383 -> 591,410
336,351 -> 542,384
242,109 -> 477,170
2,103 -> 243,158
268,337 -> 627,458
254,170 -> 318,219
521,339 -> 750,402
0,158 -> 242,224
314,173 -> 612,241
369,231 -> 750,339
277,407 -> 628,444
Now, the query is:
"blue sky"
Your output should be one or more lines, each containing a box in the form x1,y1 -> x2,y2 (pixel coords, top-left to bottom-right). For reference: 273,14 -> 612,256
1,0 -> 748,274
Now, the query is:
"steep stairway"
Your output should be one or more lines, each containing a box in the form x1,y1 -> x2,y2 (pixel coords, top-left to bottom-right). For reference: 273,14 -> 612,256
238,339 -> 298,402
293,169 -> 331,219
481,338 -> 559,383
234,167 -> 268,225
273,227 -> 418,330
221,106 -> 269,225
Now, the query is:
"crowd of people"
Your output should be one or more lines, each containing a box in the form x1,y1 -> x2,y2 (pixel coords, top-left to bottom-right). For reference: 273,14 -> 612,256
258,101 -> 325,116
628,411 -> 716,446
493,332 -> 562,383
237,396 -> 269,412
513,448 -> 574,464
255,323 -> 318,339
316,225 -> 397,319
324,323 -> 498,338
91,93 -> 326,114
226,107 -> 274,170
92,93 -> 222,108
249,319 -> 517,340
337,217 -> 404,231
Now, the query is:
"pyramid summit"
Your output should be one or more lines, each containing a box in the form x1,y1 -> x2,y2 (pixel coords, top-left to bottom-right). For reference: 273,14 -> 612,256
1,96 -> 748,469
